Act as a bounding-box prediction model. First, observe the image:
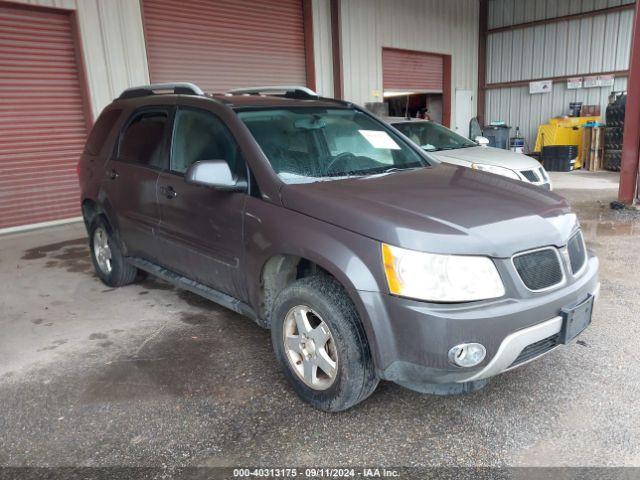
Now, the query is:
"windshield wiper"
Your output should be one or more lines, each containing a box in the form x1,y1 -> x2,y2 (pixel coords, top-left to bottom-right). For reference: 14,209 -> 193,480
325,164 -> 424,178
369,165 -> 423,175
435,144 -> 477,150
326,167 -> 407,177
325,170 -> 367,178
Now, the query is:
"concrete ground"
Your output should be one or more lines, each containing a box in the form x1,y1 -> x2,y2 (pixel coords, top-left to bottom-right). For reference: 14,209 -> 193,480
1,171 -> 639,468
548,169 -> 621,190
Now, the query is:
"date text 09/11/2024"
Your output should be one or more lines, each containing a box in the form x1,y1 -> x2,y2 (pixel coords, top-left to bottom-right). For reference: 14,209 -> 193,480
232,468 -> 401,478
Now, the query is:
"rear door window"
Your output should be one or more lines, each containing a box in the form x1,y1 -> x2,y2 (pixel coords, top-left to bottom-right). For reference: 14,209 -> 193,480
118,110 -> 169,168
84,108 -> 122,156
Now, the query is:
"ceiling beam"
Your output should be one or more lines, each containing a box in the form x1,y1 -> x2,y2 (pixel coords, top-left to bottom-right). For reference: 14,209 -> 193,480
484,70 -> 629,90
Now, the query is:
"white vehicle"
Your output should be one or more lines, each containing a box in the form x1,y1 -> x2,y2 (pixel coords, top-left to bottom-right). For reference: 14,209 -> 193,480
388,118 -> 552,190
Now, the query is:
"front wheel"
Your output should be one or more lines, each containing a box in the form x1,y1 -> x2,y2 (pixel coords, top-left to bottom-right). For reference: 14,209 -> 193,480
271,275 -> 378,412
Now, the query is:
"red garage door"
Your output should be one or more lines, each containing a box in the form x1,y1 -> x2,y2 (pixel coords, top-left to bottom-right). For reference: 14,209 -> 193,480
382,47 -> 451,127
142,0 -> 308,93
0,4 -> 88,230
382,47 -> 444,92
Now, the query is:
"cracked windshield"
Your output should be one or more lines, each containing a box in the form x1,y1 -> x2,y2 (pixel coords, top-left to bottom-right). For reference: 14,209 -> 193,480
238,108 -> 429,183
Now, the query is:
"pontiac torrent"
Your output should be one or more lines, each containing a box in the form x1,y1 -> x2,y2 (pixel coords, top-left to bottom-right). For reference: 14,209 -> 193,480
78,84 -> 599,411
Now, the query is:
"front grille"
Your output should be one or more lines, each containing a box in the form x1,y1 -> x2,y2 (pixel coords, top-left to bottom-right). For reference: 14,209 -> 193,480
520,169 -> 539,182
509,333 -> 560,368
567,231 -> 586,274
513,248 -> 563,291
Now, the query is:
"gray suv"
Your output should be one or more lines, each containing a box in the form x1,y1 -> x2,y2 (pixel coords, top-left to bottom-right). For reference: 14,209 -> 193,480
78,83 -> 599,411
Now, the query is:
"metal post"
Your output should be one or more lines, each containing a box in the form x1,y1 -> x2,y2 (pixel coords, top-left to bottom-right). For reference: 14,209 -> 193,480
477,0 -> 488,127
330,0 -> 343,100
618,2 -> 640,204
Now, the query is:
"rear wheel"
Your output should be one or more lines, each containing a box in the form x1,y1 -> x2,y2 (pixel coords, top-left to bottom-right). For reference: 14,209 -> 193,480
89,216 -> 138,287
271,275 -> 378,412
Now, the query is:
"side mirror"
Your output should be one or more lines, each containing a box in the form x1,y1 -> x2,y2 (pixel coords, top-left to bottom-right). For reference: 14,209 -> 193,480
474,136 -> 490,147
185,160 -> 247,191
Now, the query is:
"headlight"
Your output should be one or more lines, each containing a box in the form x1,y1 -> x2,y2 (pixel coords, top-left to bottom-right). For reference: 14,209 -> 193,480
381,243 -> 505,302
471,163 -> 520,180
539,166 -> 553,190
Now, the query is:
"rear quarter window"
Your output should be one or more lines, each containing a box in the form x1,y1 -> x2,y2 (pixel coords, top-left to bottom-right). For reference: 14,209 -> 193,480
84,108 -> 122,156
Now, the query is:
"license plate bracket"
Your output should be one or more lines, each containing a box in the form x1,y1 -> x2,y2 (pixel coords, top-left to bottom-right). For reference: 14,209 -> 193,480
560,294 -> 594,344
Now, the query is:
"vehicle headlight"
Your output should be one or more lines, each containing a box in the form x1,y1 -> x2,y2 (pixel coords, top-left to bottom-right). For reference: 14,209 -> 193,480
381,243 -> 505,302
471,163 -> 520,180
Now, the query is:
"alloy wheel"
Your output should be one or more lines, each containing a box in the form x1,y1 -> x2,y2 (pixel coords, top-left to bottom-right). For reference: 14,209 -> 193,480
93,227 -> 113,275
282,305 -> 338,390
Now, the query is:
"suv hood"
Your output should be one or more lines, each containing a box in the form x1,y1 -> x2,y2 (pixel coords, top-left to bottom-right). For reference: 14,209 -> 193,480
281,164 -> 576,257
430,146 -> 541,171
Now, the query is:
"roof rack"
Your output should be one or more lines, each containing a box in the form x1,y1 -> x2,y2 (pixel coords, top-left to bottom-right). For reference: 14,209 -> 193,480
227,85 -> 319,99
317,96 -> 353,108
118,82 -> 204,100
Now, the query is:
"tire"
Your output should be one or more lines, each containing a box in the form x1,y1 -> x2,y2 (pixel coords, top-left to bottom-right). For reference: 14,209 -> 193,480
271,275 -> 378,412
89,216 -> 139,287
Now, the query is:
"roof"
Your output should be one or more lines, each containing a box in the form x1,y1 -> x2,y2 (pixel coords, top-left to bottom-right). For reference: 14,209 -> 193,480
113,83 -> 351,110
209,93 -> 349,109
113,92 -> 349,110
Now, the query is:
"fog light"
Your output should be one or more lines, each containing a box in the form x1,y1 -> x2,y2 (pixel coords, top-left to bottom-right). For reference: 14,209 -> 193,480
448,343 -> 486,368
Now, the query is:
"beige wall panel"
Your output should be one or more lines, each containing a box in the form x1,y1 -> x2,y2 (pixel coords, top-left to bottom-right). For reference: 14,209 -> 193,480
339,0 -> 479,126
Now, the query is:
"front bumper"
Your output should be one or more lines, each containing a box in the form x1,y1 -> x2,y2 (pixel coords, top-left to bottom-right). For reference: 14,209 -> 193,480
460,282 -> 599,383
358,254 -> 599,389
523,178 -> 552,190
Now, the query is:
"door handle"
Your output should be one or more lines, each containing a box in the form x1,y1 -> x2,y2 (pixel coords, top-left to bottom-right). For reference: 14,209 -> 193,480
106,168 -> 118,180
160,185 -> 177,199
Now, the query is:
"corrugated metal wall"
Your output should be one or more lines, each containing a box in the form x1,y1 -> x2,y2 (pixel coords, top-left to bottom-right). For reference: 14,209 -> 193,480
339,0 -> 479,126
4,0 -> 481,129
312,0 -> 334,97
6,0 -> 149,120
486,0 -> 635,149
6,0 -> 337,115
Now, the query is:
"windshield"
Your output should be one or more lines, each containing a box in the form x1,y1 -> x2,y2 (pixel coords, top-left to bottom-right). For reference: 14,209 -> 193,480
393,121 -> 477,151
237,107 -> 428,184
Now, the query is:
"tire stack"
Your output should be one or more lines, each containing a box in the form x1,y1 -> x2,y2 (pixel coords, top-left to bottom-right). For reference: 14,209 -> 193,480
604,93 -> 626,171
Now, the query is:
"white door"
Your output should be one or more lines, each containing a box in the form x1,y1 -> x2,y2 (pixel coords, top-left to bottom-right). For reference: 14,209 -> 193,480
454,90 -> 474,138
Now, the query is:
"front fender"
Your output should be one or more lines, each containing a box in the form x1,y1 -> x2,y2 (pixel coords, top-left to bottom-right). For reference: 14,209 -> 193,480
243,197 -> 386,365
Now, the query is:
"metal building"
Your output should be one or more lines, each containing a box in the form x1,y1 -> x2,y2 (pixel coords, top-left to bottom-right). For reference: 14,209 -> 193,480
483,0 -> 635,149
0,0 -> 638,232
0,0 -> 480,232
